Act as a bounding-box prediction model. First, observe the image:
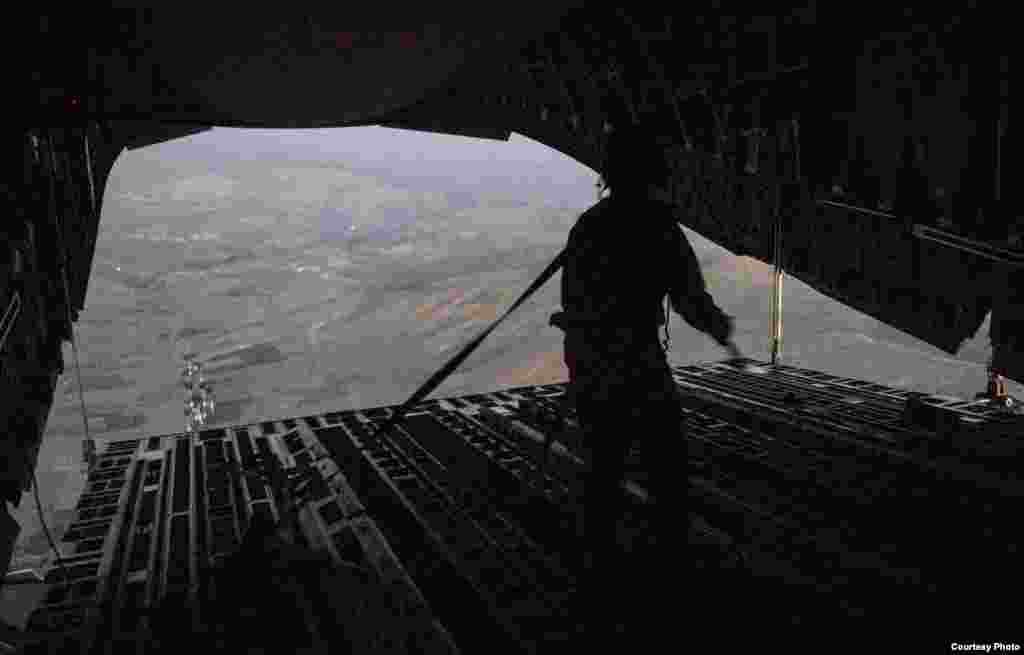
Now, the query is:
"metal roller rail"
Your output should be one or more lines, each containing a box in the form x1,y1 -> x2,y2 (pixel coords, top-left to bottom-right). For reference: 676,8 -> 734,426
444,411 -> 567,495
681,374 -> 962,462
707,368 -> 916,435
470,408 -> 581,493
316,420 -> 535,654
756,365 -> 914,404
382,417 -> 574,597
674,395 -> 1022,628
504,392 -> 940,615
496,394 -> 897,621
689,431 -> 953,586
687,448 -> 944,596
680,398 -> 1021,527
688,446 -> 1020,631
676,364 -> 907,420
680,387 -> 912,467
25,369 -> 1020,649
681,382 -> 1024,498
427,410 -> 578,572
496,384 -> 1021,576
677,368 -> 908,439
687,464 -> 979,631
432,411 -> 583,565
686,474 -> 883,621
320,415 -> 572,653
385,412 -> 576,588
677,362 -> 1015,439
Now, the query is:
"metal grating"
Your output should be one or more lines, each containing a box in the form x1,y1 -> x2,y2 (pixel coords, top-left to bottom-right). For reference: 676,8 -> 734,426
26,359 -> 1023,649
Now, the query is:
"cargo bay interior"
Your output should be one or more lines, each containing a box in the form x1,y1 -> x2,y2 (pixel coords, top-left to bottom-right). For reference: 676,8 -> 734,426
2,5 -> 1021,653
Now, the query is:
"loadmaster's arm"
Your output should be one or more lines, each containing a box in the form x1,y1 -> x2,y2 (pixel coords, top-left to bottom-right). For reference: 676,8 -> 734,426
667,225 -> 733,346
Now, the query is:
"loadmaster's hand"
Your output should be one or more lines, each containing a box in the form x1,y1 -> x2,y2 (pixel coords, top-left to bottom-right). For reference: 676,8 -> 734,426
725,341 -> 744,361
709,312 -> 734,347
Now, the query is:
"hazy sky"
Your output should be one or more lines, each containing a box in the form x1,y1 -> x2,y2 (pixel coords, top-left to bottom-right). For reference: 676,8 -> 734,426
188,127 -> 588,169
137,126 -> 600,209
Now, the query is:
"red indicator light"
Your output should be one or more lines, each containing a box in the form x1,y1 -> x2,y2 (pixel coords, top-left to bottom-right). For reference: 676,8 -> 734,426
334,32 -> 355,49
399,31 -> 418,49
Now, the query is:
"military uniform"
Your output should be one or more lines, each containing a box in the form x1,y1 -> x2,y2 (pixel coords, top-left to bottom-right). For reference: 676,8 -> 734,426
551,192 -> 732,643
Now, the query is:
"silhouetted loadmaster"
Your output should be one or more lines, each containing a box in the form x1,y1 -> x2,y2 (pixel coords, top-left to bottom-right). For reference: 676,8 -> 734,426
550,124 -> 736,645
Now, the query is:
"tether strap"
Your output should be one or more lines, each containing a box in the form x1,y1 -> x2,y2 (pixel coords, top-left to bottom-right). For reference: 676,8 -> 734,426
369,247 -> 569,440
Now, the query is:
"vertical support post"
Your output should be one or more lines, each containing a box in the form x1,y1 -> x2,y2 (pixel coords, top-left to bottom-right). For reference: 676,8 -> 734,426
986,53 -> 1009,386
45,131 -> 95,471
771,220 -> 784,365
770,118 -> 801,365
82,127 -> 98,471
83,125 -> 97,216
995,54 -> 1007,207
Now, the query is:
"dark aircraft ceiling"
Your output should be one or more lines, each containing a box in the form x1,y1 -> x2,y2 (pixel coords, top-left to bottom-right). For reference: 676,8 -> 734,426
27,6 -> 583,129
17,4 -> 1022,381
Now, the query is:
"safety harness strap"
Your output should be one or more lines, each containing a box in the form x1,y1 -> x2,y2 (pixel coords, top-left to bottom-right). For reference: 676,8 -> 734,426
370,248 -> 569,439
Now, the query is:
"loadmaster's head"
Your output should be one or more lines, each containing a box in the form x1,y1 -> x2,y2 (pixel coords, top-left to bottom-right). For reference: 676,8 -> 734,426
602,125 -> 671,194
